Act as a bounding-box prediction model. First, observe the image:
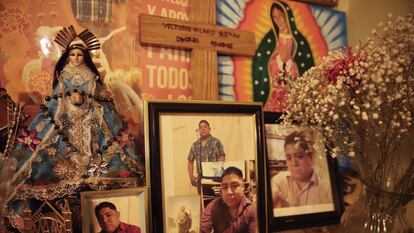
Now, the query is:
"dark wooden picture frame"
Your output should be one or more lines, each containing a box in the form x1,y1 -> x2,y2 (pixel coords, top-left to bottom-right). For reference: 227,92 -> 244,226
265,112 -> 343,231
145,100 -> 266,233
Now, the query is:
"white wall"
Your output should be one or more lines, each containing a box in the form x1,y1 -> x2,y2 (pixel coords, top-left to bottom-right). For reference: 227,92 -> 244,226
337,0 -> 413,47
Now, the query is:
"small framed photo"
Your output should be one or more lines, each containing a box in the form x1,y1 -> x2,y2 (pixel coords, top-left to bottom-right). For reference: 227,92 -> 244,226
264,112 -> 343,231
145,100 -> 266,233
81,187 -> 149,233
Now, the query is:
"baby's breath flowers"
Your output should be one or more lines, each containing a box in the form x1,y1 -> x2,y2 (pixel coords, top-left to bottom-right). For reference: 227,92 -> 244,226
283,14 -> 414,194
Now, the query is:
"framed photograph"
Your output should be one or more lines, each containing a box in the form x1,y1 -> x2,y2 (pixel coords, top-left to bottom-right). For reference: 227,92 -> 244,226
81,187 -> 148,233
264,112 -> 343,231
145,100 -> 266,233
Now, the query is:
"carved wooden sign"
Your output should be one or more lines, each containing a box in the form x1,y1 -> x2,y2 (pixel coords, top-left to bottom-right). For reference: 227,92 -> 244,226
139,14 -> 255,56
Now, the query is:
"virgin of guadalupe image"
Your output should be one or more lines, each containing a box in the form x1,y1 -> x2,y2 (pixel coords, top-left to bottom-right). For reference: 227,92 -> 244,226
252,0 -> 315,112
7,26 -> 143,216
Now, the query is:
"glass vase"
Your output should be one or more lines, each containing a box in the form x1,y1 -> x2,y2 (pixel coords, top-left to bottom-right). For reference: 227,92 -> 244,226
338,184 -> 413,233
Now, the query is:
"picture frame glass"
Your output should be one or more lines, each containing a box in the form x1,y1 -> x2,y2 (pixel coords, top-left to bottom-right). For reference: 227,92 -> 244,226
159,113 -> 257,198
81,188 -> 148,233
266,124 -> 334,216
265,113 -> 342,230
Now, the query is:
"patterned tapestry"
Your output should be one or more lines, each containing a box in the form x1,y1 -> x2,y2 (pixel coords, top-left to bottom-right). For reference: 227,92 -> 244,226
0,0 -> 192,135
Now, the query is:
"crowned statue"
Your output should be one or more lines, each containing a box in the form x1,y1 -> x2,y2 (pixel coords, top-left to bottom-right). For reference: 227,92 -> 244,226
5,27 -> 144,225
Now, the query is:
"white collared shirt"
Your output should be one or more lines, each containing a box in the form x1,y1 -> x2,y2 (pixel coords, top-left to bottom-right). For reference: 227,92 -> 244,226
270,170 -> 333,207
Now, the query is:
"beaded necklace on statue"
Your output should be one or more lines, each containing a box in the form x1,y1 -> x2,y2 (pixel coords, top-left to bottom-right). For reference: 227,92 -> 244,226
62,64 -> 96,85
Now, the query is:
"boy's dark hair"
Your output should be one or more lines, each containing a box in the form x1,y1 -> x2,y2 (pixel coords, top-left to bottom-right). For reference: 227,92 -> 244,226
284,131 -> 310,152
198,120 -> 210,127
95,201 -> 117,218
221,166 -> 243,180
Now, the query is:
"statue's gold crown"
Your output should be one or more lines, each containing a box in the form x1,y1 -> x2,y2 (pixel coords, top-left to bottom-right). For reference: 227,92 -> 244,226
54,25 -> 100,51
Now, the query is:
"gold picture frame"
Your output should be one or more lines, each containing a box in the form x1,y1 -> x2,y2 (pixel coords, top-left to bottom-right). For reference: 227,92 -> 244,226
81,187 -> 149,233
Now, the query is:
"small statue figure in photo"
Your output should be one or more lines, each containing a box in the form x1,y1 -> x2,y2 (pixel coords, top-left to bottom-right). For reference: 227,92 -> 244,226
177,206 -> 192,233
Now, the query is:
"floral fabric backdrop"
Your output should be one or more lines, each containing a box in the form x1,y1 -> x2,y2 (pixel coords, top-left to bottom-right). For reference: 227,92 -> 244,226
0,0 -> 192,138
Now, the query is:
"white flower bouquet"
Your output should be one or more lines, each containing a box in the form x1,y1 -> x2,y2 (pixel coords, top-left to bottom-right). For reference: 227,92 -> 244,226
283,14 -> 414,195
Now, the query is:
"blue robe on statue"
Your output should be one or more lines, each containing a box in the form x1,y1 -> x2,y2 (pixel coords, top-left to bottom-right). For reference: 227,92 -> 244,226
12,63 -> 141,186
